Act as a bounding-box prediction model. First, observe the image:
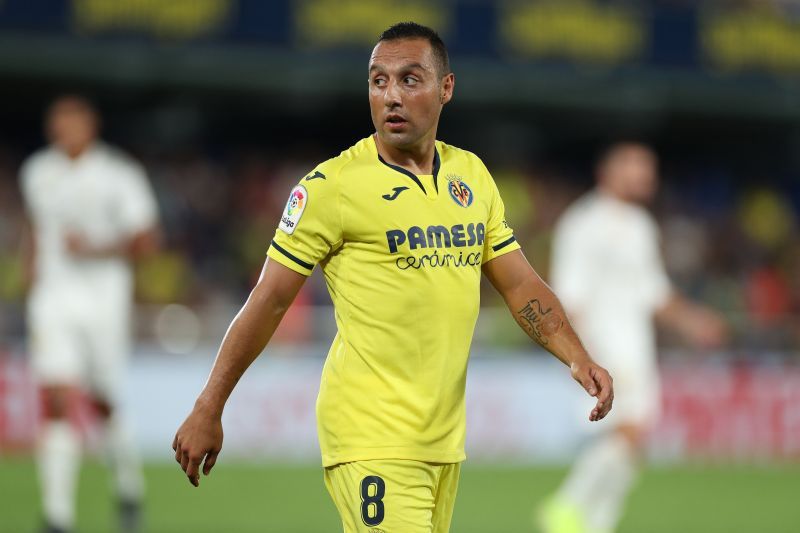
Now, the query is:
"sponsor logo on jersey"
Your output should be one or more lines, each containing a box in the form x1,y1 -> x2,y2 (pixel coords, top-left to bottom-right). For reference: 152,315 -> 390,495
447,174 -> 473,208
386,223 -> 485,253
279,185 -> 307,234
386,222 -> 485,270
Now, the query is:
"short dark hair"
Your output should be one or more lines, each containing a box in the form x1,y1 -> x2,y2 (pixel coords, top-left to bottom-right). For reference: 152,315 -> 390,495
47,93 -> 99,118
596,140 -> 655,166
378,22 -> 450,77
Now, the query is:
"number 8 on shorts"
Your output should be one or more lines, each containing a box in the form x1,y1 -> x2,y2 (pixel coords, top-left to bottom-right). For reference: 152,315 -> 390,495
360,476 -> 385,526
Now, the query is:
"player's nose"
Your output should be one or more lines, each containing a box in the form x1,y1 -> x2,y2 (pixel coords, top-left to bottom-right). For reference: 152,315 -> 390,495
383,79 -> 402,107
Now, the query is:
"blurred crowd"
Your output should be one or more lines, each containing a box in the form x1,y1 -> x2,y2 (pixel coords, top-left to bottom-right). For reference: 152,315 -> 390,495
0,139 -> 798,355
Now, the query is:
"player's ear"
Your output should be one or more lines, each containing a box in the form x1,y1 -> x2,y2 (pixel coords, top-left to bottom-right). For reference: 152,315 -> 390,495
440,72 -> 455,105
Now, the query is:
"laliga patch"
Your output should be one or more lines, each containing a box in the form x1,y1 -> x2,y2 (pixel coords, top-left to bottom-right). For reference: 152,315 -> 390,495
279,185 -> 308,234
447,174 -> 474,208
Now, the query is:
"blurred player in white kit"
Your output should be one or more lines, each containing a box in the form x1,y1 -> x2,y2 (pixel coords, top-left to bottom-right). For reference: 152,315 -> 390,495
538,142 -> 727,533
20,95 -> 159,533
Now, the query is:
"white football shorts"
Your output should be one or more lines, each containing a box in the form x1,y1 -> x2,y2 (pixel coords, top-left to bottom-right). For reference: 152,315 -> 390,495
27,288 -> 131,404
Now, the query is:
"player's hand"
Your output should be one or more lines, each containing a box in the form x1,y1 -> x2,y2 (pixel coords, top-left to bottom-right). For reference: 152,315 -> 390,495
570,360 -> 613,421
64,232 -> 92,256
683,307 -> 729,350
172,404 -> 224,487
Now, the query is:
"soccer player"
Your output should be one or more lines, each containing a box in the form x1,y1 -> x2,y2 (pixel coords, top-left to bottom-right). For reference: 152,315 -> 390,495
173,23 -> 613,532
538,142 -> 727,533
20,95 -> 159,533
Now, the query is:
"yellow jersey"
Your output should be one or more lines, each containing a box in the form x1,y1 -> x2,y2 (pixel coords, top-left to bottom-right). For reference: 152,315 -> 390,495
267,135 -> 520,467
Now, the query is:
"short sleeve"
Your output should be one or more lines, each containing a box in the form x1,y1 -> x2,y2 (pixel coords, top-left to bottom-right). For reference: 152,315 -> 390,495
267,166 -> 343,276
18,153 -> 48,220
18,158 -> 36,215
117,161 -> 158,235
481,165 -> 521,263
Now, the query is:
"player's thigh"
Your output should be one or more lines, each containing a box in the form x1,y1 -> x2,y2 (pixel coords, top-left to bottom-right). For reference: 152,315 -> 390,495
324,459 -> 442,533
27,296 -> 83,387
431,462 -> 461,532
82,304 -> 131,405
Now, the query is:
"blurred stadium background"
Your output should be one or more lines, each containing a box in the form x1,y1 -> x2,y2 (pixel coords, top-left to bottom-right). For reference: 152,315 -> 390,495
1,0 -> 799,532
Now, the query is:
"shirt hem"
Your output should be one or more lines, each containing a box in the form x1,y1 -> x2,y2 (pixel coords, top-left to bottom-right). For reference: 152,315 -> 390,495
321,448 -> 466,468
267,245 -> 313,276
483,240 -> 521,264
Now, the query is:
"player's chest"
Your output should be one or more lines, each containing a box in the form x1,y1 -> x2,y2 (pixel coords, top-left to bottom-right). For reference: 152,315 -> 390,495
342,170 -> 490,256
596,219 -> 652,274
33,164 -> 118,222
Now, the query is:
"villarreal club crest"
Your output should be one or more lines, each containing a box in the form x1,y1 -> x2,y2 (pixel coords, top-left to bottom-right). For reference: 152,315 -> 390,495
447,174 -> 473,208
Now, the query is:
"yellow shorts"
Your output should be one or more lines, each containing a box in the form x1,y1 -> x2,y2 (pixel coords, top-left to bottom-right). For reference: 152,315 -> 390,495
324,459 -> 461,532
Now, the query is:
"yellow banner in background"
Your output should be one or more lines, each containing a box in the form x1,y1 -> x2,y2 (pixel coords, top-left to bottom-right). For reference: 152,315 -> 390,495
500,0 -> 645,65
294,0 -> 447,47
703,9 -> 800,74
72,0 -> 233,39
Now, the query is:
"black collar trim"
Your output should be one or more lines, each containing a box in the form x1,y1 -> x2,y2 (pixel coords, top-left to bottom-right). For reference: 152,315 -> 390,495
432,148 -> 441,193
377,146 -> 441,194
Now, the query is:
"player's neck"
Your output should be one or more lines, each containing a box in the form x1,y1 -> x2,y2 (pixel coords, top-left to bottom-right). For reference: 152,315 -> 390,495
374,133 -> 436,175
598,185 -> 628,204
598,186 -> 647,208
59,141 -> 95,161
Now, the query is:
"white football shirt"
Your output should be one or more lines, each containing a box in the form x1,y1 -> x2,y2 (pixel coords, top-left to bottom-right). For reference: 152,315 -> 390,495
551,191 -> 671,370
20,142 -> 158,309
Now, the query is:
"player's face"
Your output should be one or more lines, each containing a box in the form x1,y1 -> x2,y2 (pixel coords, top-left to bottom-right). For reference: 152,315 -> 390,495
46,98 -> 99,157
602,146 -> 659,204
368,38 -> 453,151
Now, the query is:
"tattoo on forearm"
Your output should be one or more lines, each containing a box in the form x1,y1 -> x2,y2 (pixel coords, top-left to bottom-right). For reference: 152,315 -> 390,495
516,299 -> 564,346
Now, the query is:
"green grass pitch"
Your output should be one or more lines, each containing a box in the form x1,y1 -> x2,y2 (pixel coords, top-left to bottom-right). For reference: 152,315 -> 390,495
1,458 -> 797,532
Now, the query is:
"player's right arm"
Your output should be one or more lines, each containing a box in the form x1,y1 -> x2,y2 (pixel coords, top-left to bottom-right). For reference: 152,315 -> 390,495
174,162 -> 342,487
172,258 -> 306,487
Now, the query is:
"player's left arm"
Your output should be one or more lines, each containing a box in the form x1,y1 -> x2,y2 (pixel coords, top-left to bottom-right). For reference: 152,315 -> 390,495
643,216 -> 728,349
483,249 -> 613,421
655,294 -> 728,349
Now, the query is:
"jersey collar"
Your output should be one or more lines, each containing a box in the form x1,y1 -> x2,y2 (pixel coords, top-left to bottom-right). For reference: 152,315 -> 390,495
375,138 -> 441,194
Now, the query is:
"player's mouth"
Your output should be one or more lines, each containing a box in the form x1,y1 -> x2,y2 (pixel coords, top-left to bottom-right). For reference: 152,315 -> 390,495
385,114 -> 408,131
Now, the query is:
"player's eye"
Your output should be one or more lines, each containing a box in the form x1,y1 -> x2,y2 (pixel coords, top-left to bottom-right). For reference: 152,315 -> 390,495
403,76 -> 418,86
372,77 -> 387,87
